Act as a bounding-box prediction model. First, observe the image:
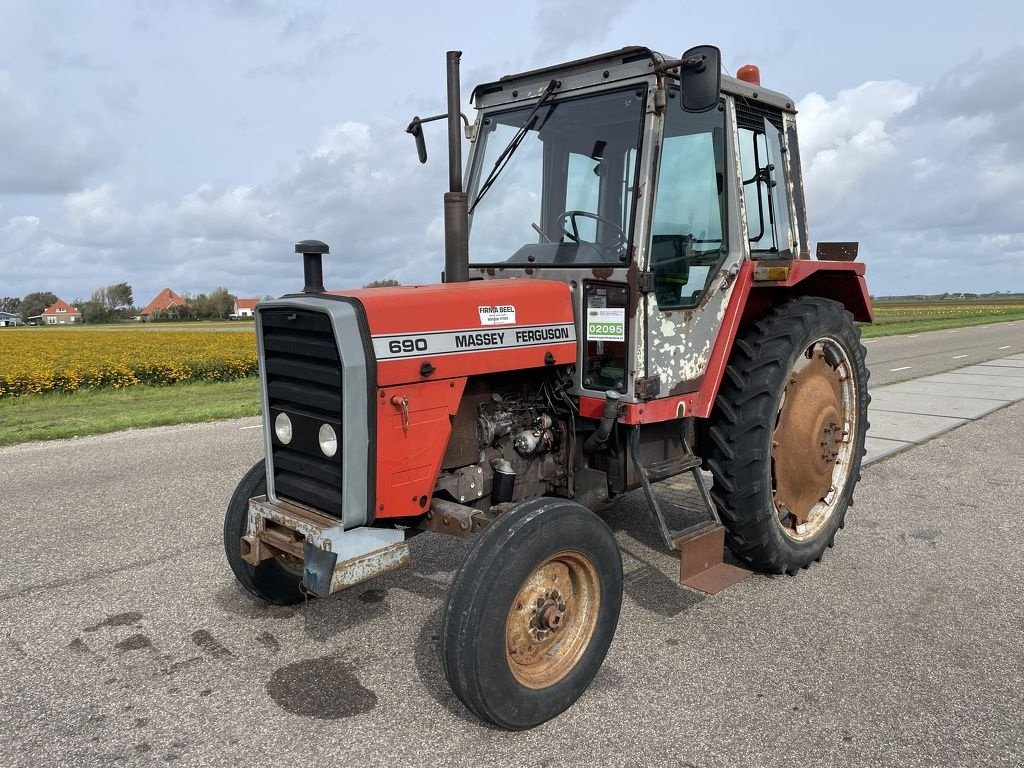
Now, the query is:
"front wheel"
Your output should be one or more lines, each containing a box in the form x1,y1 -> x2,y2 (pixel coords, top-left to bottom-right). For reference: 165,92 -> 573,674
707,298 -> 870,574
223,461 -> 305,605
442,498 -> 623,730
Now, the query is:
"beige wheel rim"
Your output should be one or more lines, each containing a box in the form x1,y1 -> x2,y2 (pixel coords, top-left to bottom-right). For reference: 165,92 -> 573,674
505,550 -> 601,689
772,338 -> 858,541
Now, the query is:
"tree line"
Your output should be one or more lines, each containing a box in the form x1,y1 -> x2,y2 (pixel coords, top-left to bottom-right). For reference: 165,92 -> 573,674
1,279 -> 401,324
0,284 -> 262,324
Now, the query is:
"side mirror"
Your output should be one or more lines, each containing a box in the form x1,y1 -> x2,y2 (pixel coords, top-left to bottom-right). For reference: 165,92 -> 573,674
679,45 -> 721,113
407,117 -> 428,164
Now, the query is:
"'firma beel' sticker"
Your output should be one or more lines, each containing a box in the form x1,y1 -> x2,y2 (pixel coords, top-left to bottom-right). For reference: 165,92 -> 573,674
478,305 -> 516,325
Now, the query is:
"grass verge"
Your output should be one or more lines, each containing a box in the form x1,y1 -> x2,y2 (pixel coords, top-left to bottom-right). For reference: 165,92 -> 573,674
0,378 -> 260,447
861,312 -> 1024,338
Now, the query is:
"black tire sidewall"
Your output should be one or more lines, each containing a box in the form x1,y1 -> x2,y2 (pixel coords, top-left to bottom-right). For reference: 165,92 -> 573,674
761,305 -> 867,565
709,298 -> 869,573
223,461 -> 304,605
443,499 -> 623,730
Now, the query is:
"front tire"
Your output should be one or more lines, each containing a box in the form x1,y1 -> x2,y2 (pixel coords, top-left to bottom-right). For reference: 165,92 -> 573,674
707,298 -> 869,574
223,461 -> 304,605
442,498 -> 623,730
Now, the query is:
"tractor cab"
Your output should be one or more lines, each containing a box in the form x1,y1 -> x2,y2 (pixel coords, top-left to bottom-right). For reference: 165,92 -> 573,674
463,46 -> 812,406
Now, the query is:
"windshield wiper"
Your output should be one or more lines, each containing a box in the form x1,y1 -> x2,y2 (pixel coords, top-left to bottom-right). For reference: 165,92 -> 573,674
469,79 -> 560,214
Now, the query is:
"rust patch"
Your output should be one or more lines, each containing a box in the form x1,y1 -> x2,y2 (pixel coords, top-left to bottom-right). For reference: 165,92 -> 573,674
668,376 -> 703,396
772,351 -> 843,524
592,266 -> 614,280
626,261 -> 641,317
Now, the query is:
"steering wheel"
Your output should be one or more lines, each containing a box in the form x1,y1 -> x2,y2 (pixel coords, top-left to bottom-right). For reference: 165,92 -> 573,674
558,210 -> 627,251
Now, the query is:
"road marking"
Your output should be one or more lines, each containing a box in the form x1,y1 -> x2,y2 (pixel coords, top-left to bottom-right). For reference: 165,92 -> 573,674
240,424 -> 263,431
998,345 -> 1011,350
890,366 -> 912,372
863,339 -> 879,344
948,329 -> 959,333
907,334 -> 919,338
952,354 -> 968,359
980,326 -> 990,329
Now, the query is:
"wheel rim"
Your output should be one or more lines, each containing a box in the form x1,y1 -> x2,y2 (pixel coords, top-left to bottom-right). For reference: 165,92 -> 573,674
771,337 -> 859,542
505,550 -> 601,689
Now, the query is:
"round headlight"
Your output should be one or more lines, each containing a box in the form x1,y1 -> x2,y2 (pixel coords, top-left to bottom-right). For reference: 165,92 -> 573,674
318,423 -> 338,457
274,412 -> 293,444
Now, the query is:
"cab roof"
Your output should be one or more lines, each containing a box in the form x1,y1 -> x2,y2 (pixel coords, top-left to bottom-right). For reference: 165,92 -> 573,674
471,45 -> 796,114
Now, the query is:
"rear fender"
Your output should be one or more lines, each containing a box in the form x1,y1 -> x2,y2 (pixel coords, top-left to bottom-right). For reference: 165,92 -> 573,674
693,259 -> 871,418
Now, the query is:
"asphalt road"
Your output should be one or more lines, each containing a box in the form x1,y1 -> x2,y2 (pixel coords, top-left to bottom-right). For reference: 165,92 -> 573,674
2,368 -> 1022,765
865,320 -> 1022,386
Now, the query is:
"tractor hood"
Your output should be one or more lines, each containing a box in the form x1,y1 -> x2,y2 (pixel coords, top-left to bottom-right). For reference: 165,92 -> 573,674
331,279 -> 577,385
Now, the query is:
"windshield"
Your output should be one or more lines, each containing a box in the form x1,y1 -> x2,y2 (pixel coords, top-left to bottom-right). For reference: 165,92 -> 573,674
468,86 -> 646,267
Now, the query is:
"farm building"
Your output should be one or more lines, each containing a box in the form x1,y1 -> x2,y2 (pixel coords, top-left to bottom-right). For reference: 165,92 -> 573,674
232,298 -> 259,318
0,311 -> 20,327
139,288 -> 189,321
37,299 -> 81,325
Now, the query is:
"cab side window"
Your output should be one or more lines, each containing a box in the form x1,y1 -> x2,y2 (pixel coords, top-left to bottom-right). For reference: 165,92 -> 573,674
649,101 -> 728,310
737,107 -> 795,258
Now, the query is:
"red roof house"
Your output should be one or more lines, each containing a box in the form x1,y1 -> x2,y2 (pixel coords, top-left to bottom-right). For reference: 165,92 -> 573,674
233,298 -> 259,318
139,288 -> 189,320
42,299 -> 81,325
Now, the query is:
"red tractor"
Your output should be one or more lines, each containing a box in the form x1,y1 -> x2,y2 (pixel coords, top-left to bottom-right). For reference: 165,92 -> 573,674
224,46 -> 871,730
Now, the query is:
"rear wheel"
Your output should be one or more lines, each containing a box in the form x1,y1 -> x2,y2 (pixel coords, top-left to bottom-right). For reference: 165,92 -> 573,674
442,497 -> 623,730
223,461 -> 304,605
707,298 -> 869,574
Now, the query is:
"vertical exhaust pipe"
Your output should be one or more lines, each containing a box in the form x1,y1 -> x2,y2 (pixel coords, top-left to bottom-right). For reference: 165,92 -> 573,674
443,50 -> 469,283
296,239 -> 328,293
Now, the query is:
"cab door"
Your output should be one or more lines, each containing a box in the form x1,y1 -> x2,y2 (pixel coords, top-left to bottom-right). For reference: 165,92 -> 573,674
642,96 -> 795,397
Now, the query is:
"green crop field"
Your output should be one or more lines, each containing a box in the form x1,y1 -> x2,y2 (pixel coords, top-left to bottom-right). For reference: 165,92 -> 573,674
863,298 -> 1024,337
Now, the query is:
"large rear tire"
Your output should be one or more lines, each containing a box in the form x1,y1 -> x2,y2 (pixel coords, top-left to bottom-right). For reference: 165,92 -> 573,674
223,461 -> 305,605
707,298 -> 869,574
442,498 -> 623,730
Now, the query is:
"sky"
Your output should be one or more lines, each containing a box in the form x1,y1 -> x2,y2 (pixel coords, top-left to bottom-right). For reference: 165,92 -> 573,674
1,0 -> 1022,305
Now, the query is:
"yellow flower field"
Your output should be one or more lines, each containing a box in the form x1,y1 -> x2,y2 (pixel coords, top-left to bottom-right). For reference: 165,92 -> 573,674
872,300 -> 1024,324
0,328 -> 258,397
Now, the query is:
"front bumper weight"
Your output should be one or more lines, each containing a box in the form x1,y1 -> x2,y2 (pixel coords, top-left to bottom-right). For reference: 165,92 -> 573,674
244,495 -> 411,596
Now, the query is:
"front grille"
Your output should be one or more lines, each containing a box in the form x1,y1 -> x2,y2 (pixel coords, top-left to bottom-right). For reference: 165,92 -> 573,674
260,308 -> 344,517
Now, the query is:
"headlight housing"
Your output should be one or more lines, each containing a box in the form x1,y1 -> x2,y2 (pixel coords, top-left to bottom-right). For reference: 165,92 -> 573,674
318,423 -> 338,457
274,412 -> 293,444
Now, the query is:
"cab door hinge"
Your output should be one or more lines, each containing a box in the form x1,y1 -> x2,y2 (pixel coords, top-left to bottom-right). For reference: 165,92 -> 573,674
636,271 -> 654,293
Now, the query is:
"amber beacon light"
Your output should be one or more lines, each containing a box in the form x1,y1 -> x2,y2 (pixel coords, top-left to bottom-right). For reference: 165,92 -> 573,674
736,64 -> 761,86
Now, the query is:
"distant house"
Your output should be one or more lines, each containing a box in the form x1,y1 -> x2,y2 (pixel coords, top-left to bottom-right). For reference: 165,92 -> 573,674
0,311 -> 20,327
232,298 -> 259,318
139,288 -> 189,321
41,299 -> 81,325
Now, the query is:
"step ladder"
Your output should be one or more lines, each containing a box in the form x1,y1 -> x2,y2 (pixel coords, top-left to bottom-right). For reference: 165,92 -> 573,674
630,426 -> 751,595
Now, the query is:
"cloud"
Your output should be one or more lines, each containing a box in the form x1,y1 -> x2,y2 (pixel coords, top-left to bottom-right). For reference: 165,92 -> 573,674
0,72 -> 114,195
246,35 -> 359,80
531,0 -> 635,60
797,50 -> 1024,294
280,4 -> 327,39
797,80 -> 919,215
3,116 -> 448,299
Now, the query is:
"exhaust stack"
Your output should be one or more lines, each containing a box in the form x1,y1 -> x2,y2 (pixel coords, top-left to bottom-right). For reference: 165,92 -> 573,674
443,50 -> 469,283
296,239 -> 328,293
